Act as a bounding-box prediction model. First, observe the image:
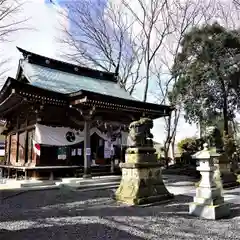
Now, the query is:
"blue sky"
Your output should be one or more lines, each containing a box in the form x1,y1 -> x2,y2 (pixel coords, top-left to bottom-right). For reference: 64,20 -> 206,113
1,0 -> 199,144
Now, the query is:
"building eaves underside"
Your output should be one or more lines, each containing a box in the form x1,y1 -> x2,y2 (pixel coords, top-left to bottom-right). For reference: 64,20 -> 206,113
0,78 -> 173,120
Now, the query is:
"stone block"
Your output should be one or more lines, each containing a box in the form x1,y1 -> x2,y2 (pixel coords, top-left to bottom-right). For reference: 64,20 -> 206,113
125,152 -> 157,163
213,154 -> 239,189
214,168 -> 239,189
189,202 -> 230,220
193,196 -> 224,205
115,150 -> 173,205
220,172 -> 239,188
195,187 -> 222,199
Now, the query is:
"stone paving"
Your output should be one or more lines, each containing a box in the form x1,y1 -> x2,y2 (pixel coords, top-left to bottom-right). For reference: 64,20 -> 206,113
0,175 -> 239,240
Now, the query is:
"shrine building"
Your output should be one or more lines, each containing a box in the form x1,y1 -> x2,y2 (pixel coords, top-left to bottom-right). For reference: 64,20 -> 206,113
0,47 -> 173,179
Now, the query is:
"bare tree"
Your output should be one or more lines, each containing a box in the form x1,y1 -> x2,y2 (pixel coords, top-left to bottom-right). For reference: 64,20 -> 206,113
0,0 -> 28,42
154,0 -> 240,163
214,0 -> 240,28
152,0 -> 210,162
59,0 -> 178,99
58,0 -> 240,163
58,0 -> 143,93
0,0 -> 29,83
121,0 -> 175,102
233,0 -> 240,9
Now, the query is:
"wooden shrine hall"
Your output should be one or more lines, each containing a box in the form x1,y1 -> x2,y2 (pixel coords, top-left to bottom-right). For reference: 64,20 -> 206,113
0,47 -> 173,179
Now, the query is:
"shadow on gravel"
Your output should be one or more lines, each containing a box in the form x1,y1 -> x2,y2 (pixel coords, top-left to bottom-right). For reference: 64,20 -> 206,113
1,189 -> 239,221
0,223 -> 146,240
0,194 -> 215,218
1,190 -> 240,240
225,189 -> 240,196
227,204 -> 240,219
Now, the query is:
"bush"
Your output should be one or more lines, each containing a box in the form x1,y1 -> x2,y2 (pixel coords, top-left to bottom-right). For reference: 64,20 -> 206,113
177,137 -> 204,154
178,137 -> 195,153
177,137 -> 205,166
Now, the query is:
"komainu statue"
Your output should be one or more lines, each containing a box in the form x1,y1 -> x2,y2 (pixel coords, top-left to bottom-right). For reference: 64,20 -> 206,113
127,117 -> 153,147
115,117 -> 174,205
205,126 -> 224,153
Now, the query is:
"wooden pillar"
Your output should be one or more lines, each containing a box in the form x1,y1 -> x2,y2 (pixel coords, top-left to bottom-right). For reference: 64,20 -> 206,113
110,156 -> 114,174
0,167 -> 3,179
49,171 -> 54,180
7,135 -> 11,165
7,168 -> 10,178
24,118 -> 28,164
16,116 -> 20,164
120,132 -> 123,163
71,106 -> 95,178
15,170 -> 18,180
81,107 -> 95,178
83,119 -> 92,178
24,169 -> 27,180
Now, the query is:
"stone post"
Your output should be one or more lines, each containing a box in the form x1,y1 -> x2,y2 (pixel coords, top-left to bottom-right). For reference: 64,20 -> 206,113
231,152 -> 239,172
189,143 -> 230,220
212,151 -> 238,189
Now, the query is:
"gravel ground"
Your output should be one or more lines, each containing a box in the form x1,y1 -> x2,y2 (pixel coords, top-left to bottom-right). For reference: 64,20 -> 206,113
0,176 -> 239,240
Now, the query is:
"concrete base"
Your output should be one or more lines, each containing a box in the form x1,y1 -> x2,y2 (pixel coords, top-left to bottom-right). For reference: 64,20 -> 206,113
189,202 -> 230,220
115,151 -> 173,206
115,178 -> 174,205
83,174 -> 92,179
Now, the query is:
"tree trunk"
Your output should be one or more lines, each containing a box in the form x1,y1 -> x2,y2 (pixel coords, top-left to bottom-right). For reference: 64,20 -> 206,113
217,64 -> 228,135
164,146 -> 169,169
171,134 -> 176,163
143,65 -> 150,102
223,102 -> 228,135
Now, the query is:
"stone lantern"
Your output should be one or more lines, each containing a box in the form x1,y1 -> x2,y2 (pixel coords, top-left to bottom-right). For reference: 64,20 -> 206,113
189,143 -> 230,220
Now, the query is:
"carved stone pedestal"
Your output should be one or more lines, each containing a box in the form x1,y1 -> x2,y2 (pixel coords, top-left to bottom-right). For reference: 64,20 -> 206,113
189,144 -> 230,220
115,147 -> 173,205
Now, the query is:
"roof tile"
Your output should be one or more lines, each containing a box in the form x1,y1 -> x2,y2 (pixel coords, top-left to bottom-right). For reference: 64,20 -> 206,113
20,60 -> 136,101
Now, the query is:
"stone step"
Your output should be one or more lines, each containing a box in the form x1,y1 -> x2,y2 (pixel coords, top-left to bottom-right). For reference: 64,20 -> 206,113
0,175 -> 121,191
58,181 -> 120,190
6,180 -> 57,188
59,175 -> 121,185
0,181 -> 120,200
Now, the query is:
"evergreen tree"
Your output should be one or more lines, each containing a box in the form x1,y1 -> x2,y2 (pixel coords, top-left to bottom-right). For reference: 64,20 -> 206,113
171,22 -> 240,134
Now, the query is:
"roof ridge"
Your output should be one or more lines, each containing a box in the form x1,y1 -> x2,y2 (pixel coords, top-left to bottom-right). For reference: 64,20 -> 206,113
17,47 -> 118,82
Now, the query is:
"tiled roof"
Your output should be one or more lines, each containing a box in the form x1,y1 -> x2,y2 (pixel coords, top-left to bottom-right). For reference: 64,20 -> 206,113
20,60 -> 136,101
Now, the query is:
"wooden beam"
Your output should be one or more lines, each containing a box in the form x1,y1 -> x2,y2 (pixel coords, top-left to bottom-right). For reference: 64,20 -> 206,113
8,125 -> 35,135
70,96 -> 87,106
